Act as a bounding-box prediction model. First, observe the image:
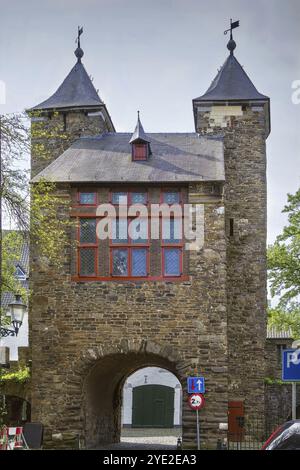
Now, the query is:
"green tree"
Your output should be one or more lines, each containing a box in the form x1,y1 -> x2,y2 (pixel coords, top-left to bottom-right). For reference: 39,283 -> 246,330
0,112 -> 73,426
268,306 -> 300,339
268,188 -> 300,338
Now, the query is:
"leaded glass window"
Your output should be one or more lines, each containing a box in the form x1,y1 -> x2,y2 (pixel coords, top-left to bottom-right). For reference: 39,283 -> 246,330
163,191 -> 180,204
112,218 -> 128,243
132,249 -> 147,276
80,218 -> 96,244
79,192 -> 96,205
164,248 -> 181,276
80,248 -> 96,276
162,218 -> 181,243
130,218 -> 148,244
112,192 -> 128,204
112,249 -> 128,276
131,192 -> 147,204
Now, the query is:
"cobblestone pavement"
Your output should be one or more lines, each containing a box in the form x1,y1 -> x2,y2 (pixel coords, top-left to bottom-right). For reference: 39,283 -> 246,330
96,428 -> 181,450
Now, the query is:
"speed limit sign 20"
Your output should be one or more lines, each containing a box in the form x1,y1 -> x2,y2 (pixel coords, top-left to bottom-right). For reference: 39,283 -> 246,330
188,393 -> 205,411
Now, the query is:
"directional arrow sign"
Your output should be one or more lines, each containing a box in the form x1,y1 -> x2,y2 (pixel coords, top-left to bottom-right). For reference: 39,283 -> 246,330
187,377 -> 205,394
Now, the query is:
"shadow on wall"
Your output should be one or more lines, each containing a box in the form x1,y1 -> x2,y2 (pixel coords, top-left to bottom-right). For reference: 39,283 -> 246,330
82,352 -> 182,449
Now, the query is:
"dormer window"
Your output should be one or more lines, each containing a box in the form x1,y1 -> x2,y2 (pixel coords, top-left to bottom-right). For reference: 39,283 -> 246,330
132,143 -> 148,161
15,265 -> 26,280
129,111 -> 151,162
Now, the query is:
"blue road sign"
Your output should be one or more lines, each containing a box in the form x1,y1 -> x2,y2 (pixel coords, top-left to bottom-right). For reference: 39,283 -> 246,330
282,349 -> 300,382
187,377 -> 205,394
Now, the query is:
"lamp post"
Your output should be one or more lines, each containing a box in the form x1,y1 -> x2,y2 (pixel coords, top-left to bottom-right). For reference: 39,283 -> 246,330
0,294 -> 27,338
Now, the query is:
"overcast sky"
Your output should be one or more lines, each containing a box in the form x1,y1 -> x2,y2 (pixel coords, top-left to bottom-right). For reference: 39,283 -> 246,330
1,0 -> 299,243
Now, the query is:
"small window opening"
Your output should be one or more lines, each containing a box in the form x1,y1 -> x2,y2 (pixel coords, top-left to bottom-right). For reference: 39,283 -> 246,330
229,218 -> 234,237
132,143 -> 148,161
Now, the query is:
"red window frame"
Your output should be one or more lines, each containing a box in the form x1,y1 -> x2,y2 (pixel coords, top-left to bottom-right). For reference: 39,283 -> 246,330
109,215 -> 150,278
77,216 -> 98,277
162,247 -> 183,277
160,189 -> 183,277
160,189 -> 183,205
72,187 -> 188,282
132,143 -> 148,161
76,191 -> 97,206
110,246 -> 150,278
110,190 -> 149,206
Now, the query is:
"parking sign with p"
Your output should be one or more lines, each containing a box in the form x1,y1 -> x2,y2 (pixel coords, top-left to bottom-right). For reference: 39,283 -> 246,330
282,349 -> 300,381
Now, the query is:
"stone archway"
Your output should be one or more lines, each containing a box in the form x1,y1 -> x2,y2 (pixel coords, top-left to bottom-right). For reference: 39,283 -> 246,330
65,339 -> 186,449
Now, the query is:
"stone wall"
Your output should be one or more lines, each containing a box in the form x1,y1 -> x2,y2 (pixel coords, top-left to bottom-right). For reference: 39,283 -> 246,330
265,338 -> 294,380
195,104 -> 268,423
265,384 -> 300,429
30,109 -> 112,177
29,181 -> 228,449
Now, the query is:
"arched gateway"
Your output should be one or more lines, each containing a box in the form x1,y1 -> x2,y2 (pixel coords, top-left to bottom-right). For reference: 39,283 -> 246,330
28,28 -> 270,449
74,341 -> 181,448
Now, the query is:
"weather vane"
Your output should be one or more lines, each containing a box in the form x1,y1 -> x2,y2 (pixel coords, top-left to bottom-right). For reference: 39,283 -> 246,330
224,19 -> 240,39
76,26 -> 84,48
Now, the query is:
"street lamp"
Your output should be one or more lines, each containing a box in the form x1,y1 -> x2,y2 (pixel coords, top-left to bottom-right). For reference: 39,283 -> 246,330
0,294 -> 27,338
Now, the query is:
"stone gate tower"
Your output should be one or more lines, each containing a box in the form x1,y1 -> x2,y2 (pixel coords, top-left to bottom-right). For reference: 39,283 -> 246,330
28,31 -> 270,449
193,34 -> 270,421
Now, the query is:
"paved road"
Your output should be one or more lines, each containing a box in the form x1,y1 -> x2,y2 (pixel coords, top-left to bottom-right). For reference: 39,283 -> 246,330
95,428 -> 180,450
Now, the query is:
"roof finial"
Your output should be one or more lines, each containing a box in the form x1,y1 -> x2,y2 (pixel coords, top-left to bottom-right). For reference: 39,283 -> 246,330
75,26 -> 84,62
224,19 -> 239,54
129,110 -> 151,144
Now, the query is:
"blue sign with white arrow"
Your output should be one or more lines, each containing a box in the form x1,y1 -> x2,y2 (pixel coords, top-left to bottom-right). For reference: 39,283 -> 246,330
187,377 -> 205,394
282,349 -> 300,382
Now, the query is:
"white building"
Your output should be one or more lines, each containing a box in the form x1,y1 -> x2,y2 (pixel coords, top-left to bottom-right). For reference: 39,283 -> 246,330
122,367 -> 182,428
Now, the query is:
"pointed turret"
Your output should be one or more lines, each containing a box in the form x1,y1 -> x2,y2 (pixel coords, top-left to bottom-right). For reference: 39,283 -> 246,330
29,29 -> 115,177
30,43 -> 113,119
29,29 -> 115,131
193,26 -> 270,136
31,51 -> 104,111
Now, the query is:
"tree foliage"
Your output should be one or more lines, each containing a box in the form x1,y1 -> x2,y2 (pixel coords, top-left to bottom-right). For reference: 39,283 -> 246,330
268,306 -> 300,339
268,188 -> 300,338
0,113 -> 74,319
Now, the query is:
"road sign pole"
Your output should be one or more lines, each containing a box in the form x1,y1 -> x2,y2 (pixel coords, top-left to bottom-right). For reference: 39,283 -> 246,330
196,409 -> 200,450
292,382 -> 297,420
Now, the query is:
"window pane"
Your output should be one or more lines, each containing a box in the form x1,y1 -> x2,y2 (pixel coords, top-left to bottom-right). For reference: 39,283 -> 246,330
163,192 -> 180,204
131,192 -> 147,204
80,248 -> 96,275
132,249 -> 147,276
130,218 -> 148,244
80,218 -> 96,243
112,249 -> 128,276
164,248 -> 181,276
15,266 -> 26,280
162,218 -> 181,243
133,144 -> 147,160
112,192 -> 127,204
79,192 -> 96,204
112,218 -> 128,243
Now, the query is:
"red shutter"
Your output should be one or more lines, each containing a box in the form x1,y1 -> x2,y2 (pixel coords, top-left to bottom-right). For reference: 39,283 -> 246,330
133,144 -> 147,160
228,401 -> 245,442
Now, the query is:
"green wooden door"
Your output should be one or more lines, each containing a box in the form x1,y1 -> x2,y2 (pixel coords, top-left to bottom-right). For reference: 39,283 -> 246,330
132,385 -> 175,428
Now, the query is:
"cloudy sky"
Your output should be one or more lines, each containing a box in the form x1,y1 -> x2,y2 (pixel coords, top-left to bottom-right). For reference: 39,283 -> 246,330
0,0 -> 299,242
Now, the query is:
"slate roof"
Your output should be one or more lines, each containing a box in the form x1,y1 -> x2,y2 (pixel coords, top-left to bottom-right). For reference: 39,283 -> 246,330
29,59 -> 103,111
1,233 -> 29,309
193,53 -> 269,103
31,133 -> 224,183
267,327 -> 293,340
